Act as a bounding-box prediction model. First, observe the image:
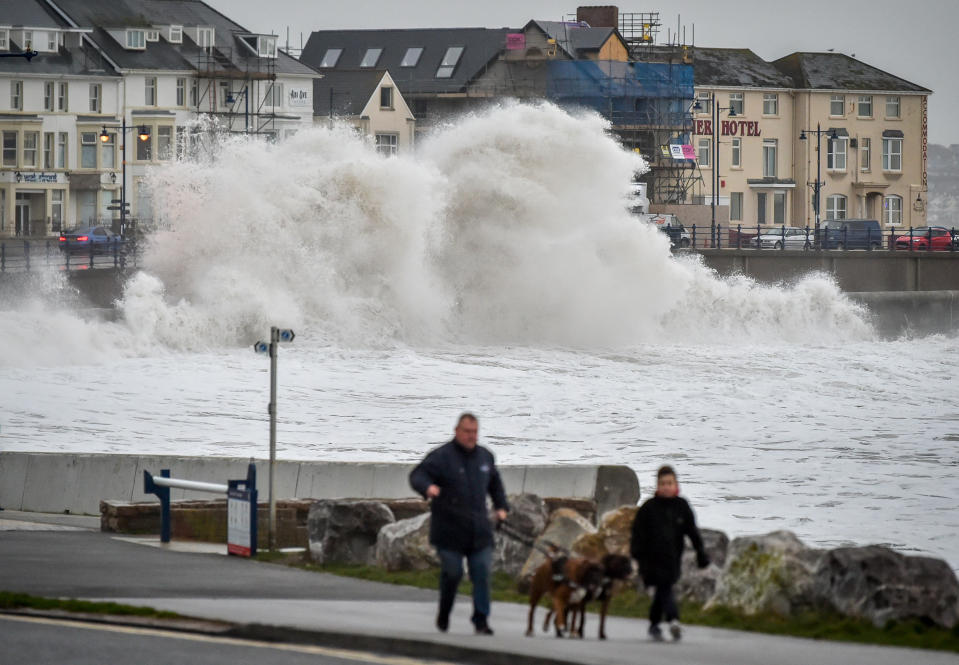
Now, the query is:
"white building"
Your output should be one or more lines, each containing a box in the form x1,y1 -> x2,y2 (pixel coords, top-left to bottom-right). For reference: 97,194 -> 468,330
1,0 -> 319,237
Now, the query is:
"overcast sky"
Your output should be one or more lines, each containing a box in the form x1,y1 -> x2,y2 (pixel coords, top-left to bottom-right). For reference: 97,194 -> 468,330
213,0 -> 959,145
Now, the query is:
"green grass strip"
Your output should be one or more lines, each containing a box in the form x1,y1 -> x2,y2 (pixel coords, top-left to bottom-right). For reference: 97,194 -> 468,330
0,591 -> 181,619
255,554 -> 959,653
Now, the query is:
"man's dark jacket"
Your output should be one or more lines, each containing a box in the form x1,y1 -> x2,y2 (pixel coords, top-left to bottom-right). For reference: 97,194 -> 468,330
409,439 -> 509,553
630,495 -> 707,586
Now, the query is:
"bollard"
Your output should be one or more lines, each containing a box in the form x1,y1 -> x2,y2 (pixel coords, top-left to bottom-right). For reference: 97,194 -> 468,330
691,224 -> 697,248
1,242 -> 4,272
24,240 -> 30,271
716,224 -> 722,249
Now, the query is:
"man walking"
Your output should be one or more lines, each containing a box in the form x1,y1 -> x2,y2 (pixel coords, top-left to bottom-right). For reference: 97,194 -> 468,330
410,413 -> 509,635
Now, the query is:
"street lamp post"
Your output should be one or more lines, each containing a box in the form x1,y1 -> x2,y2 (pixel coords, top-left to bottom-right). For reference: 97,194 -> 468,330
101,120 -> 150,236
799,123 -> 838,248
693,93 -> 735,247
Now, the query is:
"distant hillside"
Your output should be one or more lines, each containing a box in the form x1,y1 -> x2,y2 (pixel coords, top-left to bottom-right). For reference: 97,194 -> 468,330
928,144 -> 959,228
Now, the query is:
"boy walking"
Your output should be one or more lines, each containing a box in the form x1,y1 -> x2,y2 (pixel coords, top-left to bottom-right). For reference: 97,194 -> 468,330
630,465 -> 710,641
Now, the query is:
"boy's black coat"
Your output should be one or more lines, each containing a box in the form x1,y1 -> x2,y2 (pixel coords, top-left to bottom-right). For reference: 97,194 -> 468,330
409,439 -> 509,553
630,495 -> 707,586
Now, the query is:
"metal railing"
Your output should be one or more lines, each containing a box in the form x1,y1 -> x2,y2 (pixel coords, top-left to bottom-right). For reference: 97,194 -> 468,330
0,237 -> 139,274
660,224 -> 959,253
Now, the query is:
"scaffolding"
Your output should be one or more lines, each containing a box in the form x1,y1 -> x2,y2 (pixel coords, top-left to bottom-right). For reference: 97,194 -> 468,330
194,36 -> 279,140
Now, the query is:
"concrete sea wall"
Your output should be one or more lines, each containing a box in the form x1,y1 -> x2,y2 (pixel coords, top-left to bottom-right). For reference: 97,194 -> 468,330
0,452 -> 639,518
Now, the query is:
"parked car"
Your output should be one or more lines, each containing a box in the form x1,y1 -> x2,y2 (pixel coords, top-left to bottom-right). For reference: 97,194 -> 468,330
58,226 -> 123,254
892,226 -> 958,251
821,219 -> 883,250
751,227 -> 812,250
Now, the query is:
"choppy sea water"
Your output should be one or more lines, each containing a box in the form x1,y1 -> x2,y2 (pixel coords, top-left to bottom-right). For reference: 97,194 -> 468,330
1,104 -> 957,570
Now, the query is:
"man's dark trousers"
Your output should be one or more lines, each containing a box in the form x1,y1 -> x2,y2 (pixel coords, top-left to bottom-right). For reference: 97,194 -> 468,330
437,546 -> 492,628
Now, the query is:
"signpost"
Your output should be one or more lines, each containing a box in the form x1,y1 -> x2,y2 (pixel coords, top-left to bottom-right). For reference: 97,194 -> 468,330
227,465 -> 258,557
253,326 -> 295,551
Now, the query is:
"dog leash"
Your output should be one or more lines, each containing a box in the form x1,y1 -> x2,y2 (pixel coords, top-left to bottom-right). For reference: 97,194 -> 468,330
496,519 -> 570,558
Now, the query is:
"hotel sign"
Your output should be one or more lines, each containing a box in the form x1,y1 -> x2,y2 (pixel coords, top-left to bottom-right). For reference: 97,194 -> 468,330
694,119 -> 762,137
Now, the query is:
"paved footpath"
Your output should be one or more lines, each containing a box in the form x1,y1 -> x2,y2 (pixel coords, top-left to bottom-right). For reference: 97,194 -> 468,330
0,511 -> 954,665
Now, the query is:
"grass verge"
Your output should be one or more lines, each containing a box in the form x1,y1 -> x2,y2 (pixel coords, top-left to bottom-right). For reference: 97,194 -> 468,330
255,552 -> 959,653
0,591 -> 181,619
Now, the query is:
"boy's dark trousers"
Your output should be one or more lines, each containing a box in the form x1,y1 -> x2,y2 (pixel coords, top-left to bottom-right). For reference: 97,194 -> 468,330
649,583 -> 679,626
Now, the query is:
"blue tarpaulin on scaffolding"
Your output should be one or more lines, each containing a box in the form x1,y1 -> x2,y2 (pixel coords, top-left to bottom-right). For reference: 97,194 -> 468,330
546,60 -> 694,126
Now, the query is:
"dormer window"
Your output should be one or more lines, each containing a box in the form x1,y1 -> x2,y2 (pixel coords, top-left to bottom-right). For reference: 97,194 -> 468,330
47,32 -> 57,51
360,48 -> 382,67
23,31 -> 33,49
146,30 -> 160,42
0,30 -> 8,51
126,30 -> 145,49
168,25 -> 182,43
258,36 -> 276,57
436,46 -> 463,78
197,27 -> 214,48
319,48 -> 341,67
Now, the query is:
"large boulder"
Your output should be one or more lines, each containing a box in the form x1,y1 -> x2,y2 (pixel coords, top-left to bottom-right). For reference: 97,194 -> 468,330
543,497 -> 597,524
493,494 -> 549,577
813,546 -> 959,628
375,512 -> 438,571
518,508 -> 597,591
571,505 -> 637,559
676,529 -> 729,604
707,530 -> 824,616
308,499 -> 395,566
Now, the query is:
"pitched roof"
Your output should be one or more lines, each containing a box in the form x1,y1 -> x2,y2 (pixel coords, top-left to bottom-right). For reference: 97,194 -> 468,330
693,48 -> 794,88
528,20 -> 621,57
2,0 -> 67,27
772,52 -> 930,93
313,69 -> 387,116
51,0 -> 315,76
300,28 -> 511,95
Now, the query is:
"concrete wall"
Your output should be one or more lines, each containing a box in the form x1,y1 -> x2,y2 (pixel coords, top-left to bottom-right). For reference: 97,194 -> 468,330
698,249 -> 959,292
848,290 -> 959,336
0,452 -> 640,518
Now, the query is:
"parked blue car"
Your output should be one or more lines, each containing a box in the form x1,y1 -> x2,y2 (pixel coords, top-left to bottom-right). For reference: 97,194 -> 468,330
58,226 -> 123,254
820,219 -> 883,250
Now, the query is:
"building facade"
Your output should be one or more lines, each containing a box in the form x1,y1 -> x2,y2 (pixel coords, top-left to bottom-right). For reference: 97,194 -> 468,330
692,49 -> 930,229
1,0 -> 318,238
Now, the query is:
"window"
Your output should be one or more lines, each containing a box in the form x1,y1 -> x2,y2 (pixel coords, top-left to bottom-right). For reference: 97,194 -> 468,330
146,30 -> 160,42
0,30 -> 8,50
43,81 -> 54,111
319,48 -> 342,67
730,192 -> 743,221
375,133 -> 398,156
695,92 -> 712,115
774,192 -> 786,224
826,194 -> 847,220
380,86 -> 393,109
728,92 -> 744,116
882,137 -> 902,171
886,96 -> 901,119
81,132 -> 97,168
400,47 -> 423,67
127,30 -> 145,49
47,32 -> 57,51
763,93 -> 778,115
697,138 -> 710,167
136,129 -> 151,160
762,139 -> 778,177
197,28 -> 214,49
23,31 -> 33,50
264,82 -> 284,107
731,137 -> 741,168
884,195 -> 902,226
219,81 -> 231,107
157,126 -> 172,160
176,78 -> 186,106
857,95 -> 873,118
89,83 -> 101,112
145,77 -> 157,106
860,137 -> 871,171
57,132 -> 67,168
11,80 -> 22,110
100,132 -> 115,168
258,36 -> 276,57
23,131 -> 38,167
169,26 -> 183,43
436,46 -> 464,78
2,131 -> 16,166
51,190 -> 63,230
57,82 -> 68,111
757,192 -> 767,225
827,138 -> 847,171
830,94 -> 845,116
190,79 -> 198,107
44,132 -> 54,168
360,48 -> 382,67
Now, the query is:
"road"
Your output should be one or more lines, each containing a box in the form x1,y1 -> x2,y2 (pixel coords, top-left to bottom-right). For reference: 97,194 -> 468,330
0,615 -> 447,665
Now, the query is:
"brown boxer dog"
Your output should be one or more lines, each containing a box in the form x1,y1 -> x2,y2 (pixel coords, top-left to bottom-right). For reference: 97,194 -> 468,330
567,553 -> 634,640
526,553 -> 605,638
